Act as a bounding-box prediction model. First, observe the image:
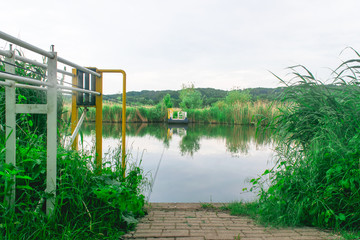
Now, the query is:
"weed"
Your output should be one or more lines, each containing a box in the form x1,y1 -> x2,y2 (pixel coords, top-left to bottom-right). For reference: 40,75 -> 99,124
201,203 -> 217,210
234,234 -> 242,240
222,202 -> 259,219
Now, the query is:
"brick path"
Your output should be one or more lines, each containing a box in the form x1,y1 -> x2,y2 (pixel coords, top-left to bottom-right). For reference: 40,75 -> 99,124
122,203 -> 341,240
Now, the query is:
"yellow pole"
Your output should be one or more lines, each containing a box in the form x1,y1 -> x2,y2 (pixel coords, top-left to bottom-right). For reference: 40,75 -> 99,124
98,69 -> 126,178
121,71 -> 126,178
95,70 -> 103,173
71,68 -> 78,150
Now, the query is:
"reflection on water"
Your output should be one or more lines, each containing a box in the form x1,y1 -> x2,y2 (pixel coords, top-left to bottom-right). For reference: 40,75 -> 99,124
82,123 -> 272,156
81,123 -> 274,203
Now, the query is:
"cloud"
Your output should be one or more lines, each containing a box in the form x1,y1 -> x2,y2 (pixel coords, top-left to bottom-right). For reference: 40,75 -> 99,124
2,0 -> 360,93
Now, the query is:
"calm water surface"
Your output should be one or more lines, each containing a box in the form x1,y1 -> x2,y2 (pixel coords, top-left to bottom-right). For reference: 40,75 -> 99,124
81,123 -> 275,203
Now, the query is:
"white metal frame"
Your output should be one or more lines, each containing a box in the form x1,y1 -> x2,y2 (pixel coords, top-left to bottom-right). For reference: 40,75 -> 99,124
0,31 -> 101,215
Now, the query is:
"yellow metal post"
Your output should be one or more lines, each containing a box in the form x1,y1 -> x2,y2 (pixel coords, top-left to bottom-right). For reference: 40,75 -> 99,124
71,68 -> 78,150
98,69 -> 126,177
121,71 -> 126,177
95,69 -> 103,173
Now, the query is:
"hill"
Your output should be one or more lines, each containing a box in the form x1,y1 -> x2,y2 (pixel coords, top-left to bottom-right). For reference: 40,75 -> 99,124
103,87 -> 284,107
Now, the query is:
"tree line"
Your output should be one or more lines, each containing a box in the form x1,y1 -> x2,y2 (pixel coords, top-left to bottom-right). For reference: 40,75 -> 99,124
103,86 -> 284,107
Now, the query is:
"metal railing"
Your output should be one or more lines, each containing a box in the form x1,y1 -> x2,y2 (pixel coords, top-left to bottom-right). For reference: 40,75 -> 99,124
0,30 -> 105,215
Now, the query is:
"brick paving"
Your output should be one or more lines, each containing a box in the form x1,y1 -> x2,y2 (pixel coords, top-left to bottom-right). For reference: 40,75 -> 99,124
122,203 -> 342,240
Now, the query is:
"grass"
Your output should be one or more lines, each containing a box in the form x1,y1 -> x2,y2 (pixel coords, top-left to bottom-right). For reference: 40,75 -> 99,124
243,52 -> 360,237
0,123 -> 146,239
221,202 -> 259,219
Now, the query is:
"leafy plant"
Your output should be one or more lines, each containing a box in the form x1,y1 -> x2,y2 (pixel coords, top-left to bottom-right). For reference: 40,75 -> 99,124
0,129 -> 146,239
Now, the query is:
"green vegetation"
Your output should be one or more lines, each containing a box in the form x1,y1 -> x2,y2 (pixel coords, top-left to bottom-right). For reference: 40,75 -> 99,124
80,103 -> 167,123
63,82 -> 281,125
163,93 -> 173,108
0,53 -> 63,135
233,55 -> 360,237
179,83 -> 203,109
63,98 -> 280,126
201,203 -> 217,210
0,127 -> 146,239
225,89 -> 252,105
101,87 -> 283,107
186,100 -> 279,125
221,202 -> 258,218
1,55 -> 146,239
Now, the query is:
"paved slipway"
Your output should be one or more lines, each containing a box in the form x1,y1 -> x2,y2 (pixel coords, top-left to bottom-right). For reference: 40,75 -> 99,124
122,203 -> 342,240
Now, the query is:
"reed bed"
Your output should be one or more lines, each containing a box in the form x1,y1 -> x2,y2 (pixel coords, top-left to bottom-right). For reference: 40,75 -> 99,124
247,56 -> 360,237
63,100 -> 280,125
187,100 -> 281,125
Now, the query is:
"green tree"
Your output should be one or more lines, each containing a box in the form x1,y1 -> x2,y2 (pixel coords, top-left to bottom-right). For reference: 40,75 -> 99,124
163,93 -> 173,108
225,89 -> 251,105
179,84 -> 203,109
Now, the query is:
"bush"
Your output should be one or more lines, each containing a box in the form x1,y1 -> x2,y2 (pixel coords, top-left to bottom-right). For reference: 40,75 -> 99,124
0,129 -> 146,239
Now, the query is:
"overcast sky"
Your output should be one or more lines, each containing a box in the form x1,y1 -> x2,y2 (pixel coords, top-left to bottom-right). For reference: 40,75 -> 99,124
1,0 -> 360,94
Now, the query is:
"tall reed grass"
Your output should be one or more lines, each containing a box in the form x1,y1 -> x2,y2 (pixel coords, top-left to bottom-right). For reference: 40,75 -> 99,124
187,100 -> 281,125
63,100 -> 280,125
250,55 -> 360,234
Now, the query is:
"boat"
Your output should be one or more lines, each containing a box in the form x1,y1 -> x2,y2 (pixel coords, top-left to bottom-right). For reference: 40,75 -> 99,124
167,108 -> 189,124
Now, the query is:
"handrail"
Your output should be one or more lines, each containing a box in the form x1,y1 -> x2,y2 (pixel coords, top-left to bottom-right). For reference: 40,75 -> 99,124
0,31 -> 99,77
57,68 -> 74,77
0,49 -> 12,58
0,71 -> 100,95
98,69 -> 126,177
0,49 -> 75,77
0,80 -> 12,87
58,84 -> 101,95
58,57 -> 101,77
12,53 -> 47,69
0,72 -> 53,87
0,31 -> 108,215
15,83 -> 47,91
0,30 -> 55,59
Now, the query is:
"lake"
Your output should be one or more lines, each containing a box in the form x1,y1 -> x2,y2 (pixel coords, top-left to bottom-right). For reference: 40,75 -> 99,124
81,123 -> 275,203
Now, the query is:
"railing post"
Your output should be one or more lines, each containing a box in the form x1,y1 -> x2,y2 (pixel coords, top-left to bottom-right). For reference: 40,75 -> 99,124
5,46 -> 16,209
71,68 -> 78,150
46,46 -> 57,215
96,69 -> 126,177
121,71 -> 126,178
95,70 -> 103,173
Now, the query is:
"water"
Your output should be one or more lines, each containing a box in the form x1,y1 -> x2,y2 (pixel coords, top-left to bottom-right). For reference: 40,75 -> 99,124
81,123 -> 275,203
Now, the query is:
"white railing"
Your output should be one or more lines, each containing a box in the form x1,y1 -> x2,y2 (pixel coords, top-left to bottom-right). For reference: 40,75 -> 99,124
0,30 -> 101,215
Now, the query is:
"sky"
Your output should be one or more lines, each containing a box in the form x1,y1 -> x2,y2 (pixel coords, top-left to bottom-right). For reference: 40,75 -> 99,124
1,0 -> 360,94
